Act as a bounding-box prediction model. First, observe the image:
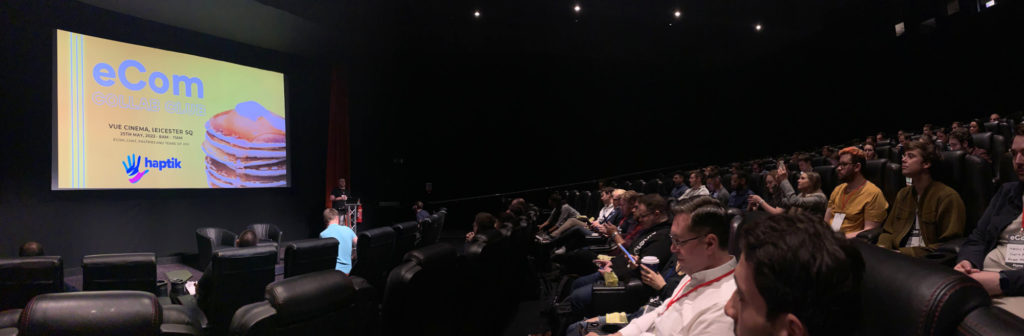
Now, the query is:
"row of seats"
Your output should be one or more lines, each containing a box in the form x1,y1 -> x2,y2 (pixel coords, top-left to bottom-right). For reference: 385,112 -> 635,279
196,224 -> 283,270
349,209 -> 446,290
0,253 -> 158,311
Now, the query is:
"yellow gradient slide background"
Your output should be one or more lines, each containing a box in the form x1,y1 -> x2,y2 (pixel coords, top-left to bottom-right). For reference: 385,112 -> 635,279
56,29 -> 286,189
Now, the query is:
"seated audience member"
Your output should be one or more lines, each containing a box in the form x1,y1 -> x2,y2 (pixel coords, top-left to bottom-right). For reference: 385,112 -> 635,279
876,131 -> 887,143
751,161 -> 764,176
678,170 -> 710,201
822,146 -> 839,166
197,229 -> 259,306
581,197 -> 736,336
706,172 -> 730,206
864,136 -> 876,147
728,171 -> 754,210
413,201 -> 430,223
703,165 -> 718,179
825,147 -> 889,239
969,119 -> 982,135
750,165 -> 828,219
863,143 -> 877,160
19,241 -> 45,257
726,214 -> 865,336
951,121 -> 962,133
550,188 -> 618,240
320,208 -> 358,274
922,123 -> 934,138
955,125 -> 1024,319
877,141 -> 966,257
935,128 -> 948,149
669,171 -> 690,200
949,129 -> 992,163
537,193 -> 581,237
563,194 -> 672,319
897,129 -> 905,139
464,212 -> 499,242
992,113 -> 1002,123
795,154 -> 813,173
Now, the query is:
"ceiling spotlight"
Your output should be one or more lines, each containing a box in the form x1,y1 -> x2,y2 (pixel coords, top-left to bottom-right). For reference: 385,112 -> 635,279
474,10 -> 480,18
674,10 -> 682,18
574,4 -> 581,13
755,24 -> 763,31
985,0 -> 995,7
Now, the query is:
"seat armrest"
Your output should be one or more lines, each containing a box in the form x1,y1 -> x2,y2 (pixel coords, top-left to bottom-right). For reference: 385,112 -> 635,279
937,237 -> 967,255
0,327 -> 17,336
170,295 -> 209,332
857,227 -> 882,244
160,323 -> 201,336
592,279 -> 649,316
586,244 -> 616,254
0,309 -> 21,329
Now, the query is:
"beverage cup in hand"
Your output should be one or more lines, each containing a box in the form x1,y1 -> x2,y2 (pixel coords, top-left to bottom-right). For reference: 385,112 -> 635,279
640,256 -> 660,271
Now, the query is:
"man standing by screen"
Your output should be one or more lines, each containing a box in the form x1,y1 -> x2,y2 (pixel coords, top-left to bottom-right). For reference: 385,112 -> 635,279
330,178 -> 351,214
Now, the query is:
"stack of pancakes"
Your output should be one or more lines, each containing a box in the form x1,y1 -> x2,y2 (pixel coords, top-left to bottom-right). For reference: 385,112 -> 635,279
202,101 -> 287,188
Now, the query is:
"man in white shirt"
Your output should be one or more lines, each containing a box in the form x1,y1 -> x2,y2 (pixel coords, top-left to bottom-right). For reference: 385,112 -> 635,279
678,170 -> 710,201
587,196 -> 736,336
726,214 -> 864,336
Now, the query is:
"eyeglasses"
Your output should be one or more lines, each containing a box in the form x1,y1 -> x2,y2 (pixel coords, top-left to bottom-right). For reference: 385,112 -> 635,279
637,211 -> 655,219
669,234 -> 706,247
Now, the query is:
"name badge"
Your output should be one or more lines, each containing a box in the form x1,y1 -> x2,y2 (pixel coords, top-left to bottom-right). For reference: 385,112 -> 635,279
830,213 -> 845,232
908,228 -> 923,248
1006,233 -> 1024,269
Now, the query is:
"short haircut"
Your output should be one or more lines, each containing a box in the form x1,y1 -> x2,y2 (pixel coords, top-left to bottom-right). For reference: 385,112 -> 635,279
237,230 -> 259,248
923,123 -> 933,130
672,170 -> 684,178
1017,123 -> 1024,137
508,202 -> 527,217
802,171 -> 823,193
688,205 -> 730,251
323,208 -> 340,225
621,190 -> 641,205
474,212 -> 497,232
838,146 -> 867,168
671,195 -> 722,215
548,193 -> 564,207
739,214 -> 864,336
797,154 -> 812,164
733,170 -> 750,184
904,140 -> 939,169
689,170 -> 706,184
19,241 -> 44,257
637,194 -> 667,214
949,129 -> 974,148
600,187 -> 615,195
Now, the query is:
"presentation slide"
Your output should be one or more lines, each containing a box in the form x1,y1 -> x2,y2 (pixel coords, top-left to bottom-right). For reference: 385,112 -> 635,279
53,29 -> 288,189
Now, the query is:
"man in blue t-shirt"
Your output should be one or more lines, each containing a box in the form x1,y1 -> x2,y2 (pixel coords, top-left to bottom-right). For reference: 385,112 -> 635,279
320,208 -> 358,274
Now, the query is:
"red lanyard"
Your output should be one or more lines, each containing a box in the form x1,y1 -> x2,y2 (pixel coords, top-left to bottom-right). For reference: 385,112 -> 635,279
839,182 -> 865,211
659,269 -> 735,316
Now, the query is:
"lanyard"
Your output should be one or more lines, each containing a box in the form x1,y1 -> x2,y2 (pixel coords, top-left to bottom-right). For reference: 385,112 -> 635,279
659,269 -> 735,316
838,182 -> 865,212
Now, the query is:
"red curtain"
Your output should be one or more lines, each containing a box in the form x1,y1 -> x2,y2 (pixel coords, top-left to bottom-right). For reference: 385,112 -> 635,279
324,65 -> 350,208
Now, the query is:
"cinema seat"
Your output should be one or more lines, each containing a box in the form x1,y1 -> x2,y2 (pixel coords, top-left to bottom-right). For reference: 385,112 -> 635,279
195,228 -> 238,270
0,256 -> 63,311
390,221 -> 419,266
15,291 -> 197,336
174,245 -> 277,336
957,306 -> 1024,336
82,252 -> 157,294
350,226 -> 396,290
856,241 -> 990,335
813,165 -> 837,196
382,244 -> 461,336
245,224 -> 283,246
229,270 -> 356,336
283,238 -> 339,278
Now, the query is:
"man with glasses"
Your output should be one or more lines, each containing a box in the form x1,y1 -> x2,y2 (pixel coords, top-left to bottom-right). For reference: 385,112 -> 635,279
825,147 -> 889,239
582,196 -> 736,336
955,124 -> 1024,319
877,140 -> 965,257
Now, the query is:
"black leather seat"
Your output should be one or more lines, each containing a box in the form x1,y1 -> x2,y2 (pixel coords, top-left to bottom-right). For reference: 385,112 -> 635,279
863,159 -> 892,202
418,209 -> 447,247
883,161 -> 905,205
726,208 -> 744,257
195,228 -> 238,270
957,306 -> 1024,336
382,244 -> 461,336
875,146 -> 893,163
813,165 -> 838,196
82,252 -> 157,294
15,291 -> 197,336
856,241 -> 990,335
934,150 -> 967,194
390,221 -> 419,266
464,230 -> 519,333
0,256 -> 63,311
963,155 -> 995,234
350,226 -> 397,290
176,245 -> 277,335
283,238 -> 339,278
245,224 -> 283,246
230,270 -> 356,336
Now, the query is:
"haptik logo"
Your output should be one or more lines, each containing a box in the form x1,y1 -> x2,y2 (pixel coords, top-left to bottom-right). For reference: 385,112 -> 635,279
122,154 -> 182,183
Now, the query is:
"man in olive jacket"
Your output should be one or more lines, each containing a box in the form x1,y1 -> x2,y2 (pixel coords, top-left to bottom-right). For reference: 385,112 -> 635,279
877,140 -> 965,257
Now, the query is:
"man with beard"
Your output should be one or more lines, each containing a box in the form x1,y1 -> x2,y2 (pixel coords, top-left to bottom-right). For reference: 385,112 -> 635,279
824,147 -> 889,239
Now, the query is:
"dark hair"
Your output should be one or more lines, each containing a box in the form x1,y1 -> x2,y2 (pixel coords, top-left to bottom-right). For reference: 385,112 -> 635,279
473,212 -> 497,233
733,170 -> 750,184
508,202 -> 527,217
738,214 -> 864,336
672,170 -> 684,178
237,230 -> 259,248
797,154 -> 812,164
637,193 -> 667,215
600,187 -> 615,195
19,241 -> 44,257
1016,123 -> 1024,137
688,205 -> 730,251
923,123 -> 933,130
548,193 -> 564,207
689,170 -> 706,185
949,129 -> 974,148
904,140 -> 939,169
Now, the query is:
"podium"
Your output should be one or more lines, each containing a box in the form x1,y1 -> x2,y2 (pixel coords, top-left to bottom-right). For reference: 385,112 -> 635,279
333,200 -> 360,231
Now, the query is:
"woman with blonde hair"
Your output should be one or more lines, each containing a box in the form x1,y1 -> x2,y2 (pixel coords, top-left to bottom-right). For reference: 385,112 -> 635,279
749,165 -> 828,218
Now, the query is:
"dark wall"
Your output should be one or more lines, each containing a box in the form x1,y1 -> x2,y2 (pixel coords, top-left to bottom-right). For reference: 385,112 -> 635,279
0,1 -> 331,266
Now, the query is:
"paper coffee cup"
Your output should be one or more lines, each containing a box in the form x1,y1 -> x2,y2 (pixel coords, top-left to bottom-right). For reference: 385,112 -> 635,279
641,256 -> 660,270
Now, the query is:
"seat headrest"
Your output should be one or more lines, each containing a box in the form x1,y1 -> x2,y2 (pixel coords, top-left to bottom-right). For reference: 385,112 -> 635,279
20,291 -> 161,336
212,246 -> 278,273
0,256 -> 62,270
358,226 -> 396,242
285,238 -> 339,252
266,270 -> 355,325
83,253 -> 155,267
391,221 -> 419,234
403,244 -> 456,267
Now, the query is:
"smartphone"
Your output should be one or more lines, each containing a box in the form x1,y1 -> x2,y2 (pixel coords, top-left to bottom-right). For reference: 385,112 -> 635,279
618,244 -> 637,265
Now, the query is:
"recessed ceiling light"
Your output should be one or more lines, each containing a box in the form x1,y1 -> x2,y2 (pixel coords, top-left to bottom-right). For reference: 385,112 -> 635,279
674,10 -> 682,18
755,24 -> 763,31
473,10 -> 480,18
574,4 -> 581,13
